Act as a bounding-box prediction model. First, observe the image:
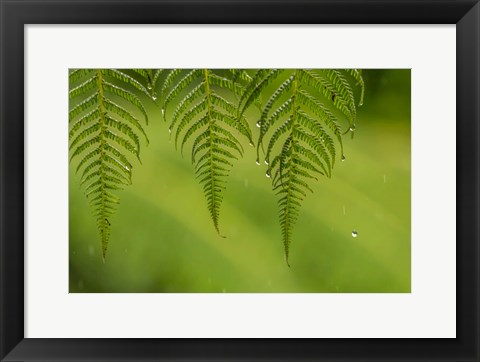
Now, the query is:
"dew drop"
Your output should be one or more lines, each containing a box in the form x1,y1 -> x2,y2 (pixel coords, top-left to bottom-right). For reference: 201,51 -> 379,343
255,159 -> 260,165
352,230 -> 358,238
341,154 -> 346,162
161,108 -> 165,115
264,160 -> 269,165
249,142 -> 254,147
147,84 -> 152,90
152,95 -> 157,101
256,122 -> 261,128
266,171 -> 271,178
168,128 -> 172,134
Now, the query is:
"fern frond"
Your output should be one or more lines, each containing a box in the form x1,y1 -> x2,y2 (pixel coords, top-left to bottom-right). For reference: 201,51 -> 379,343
68,69 -> 149,261
241,69 -> 364,264
161,69 -> 253,234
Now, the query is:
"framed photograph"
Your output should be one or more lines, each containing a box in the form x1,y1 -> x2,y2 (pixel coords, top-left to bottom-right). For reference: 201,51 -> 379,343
1,0 -> 478,361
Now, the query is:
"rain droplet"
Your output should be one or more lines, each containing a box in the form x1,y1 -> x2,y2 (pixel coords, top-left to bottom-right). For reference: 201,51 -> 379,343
147,85 -> 152,90
152,95 -> 157,101
266,171 -> 271,178
161,108 -> 165,115
256,122 -> 261,128
264,160 -> 269,165
255,159 -> 260,165
341,154 -> 346,162
352,230 -> 358,238
249,142 -> 254,147
168,128 -> 172,134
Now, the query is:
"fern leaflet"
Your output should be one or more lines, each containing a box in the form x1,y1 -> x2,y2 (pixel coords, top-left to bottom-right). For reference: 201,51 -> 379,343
241,69 -> 364,264
69,68 -> 149,261
161,69 -> 253,234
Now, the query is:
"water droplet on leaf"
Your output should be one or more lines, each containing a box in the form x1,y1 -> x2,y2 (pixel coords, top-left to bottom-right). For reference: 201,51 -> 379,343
256,122 -> 261,128
352,230 -> 358,238
341,155 -> 346,162
266,171 -> 271,178
255,159 -> 260,165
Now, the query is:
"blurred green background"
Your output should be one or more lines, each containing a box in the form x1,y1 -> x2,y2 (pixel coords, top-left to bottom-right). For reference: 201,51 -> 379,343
69,69 -> 411,293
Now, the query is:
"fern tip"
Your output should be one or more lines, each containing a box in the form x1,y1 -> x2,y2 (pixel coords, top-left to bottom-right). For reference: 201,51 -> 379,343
215,226 -> 226,238
284,254 -> 291,267
213,221 -> 225,238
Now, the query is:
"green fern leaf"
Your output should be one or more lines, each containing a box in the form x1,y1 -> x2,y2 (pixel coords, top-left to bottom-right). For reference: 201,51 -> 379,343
161,69 -> 253,234
69,69 -> 149,261
241,69 -> 364,264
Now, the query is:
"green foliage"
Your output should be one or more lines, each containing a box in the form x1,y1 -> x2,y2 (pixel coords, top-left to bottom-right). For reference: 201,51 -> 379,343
69,69 -> 150,261
160,69 -> 253,234
240,69 -> 364,264
69,68 -> 364,265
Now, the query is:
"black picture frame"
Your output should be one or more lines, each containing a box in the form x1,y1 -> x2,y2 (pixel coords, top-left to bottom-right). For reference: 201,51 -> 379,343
1,0 -> 479,361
